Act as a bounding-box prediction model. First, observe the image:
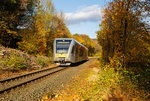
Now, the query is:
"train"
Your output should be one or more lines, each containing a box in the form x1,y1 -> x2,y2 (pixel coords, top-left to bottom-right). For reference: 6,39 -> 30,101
53,38 -> 88,65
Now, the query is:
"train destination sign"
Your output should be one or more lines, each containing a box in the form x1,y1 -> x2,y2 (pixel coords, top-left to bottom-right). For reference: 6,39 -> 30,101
57,42 -> 70,44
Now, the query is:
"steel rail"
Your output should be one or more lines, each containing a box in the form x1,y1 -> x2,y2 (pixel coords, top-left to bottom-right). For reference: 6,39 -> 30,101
0,67 -> 67,94
0,66 -> 59,83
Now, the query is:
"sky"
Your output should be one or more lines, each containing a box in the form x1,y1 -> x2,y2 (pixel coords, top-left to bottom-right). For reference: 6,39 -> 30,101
52,0 -> 110,39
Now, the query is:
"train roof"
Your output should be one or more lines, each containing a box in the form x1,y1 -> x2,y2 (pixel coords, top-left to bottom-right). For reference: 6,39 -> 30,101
55,38 -> 88,50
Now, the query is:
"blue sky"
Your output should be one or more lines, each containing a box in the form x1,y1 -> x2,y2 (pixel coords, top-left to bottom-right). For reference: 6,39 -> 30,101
52,0 -> 109,39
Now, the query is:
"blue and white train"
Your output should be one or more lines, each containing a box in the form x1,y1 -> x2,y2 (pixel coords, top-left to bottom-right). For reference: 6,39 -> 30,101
53,38 -> 88,65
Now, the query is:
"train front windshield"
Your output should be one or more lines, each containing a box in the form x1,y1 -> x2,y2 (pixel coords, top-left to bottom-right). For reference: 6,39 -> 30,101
56,40 -> 72,53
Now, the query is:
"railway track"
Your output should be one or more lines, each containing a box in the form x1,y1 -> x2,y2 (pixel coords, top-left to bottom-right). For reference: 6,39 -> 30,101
0,66 -> 67,94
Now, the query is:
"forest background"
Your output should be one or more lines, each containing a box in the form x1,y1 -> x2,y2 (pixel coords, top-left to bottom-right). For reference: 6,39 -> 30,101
0,0 -> 150,100
0,0 -> 99,57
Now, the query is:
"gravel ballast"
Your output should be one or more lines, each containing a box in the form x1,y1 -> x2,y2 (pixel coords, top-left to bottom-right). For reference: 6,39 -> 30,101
0,59 -> 96,101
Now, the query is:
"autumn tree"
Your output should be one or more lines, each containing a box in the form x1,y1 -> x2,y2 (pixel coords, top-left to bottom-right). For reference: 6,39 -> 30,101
0,0 -> 36,48
97,0 -> 150,67
18,0 -> 54,55
18,0 -> 72,56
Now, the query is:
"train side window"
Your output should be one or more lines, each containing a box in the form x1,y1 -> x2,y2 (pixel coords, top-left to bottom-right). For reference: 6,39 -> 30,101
76,44 -> 80,56
71,46 -> 74,54
80,47 -> 83,56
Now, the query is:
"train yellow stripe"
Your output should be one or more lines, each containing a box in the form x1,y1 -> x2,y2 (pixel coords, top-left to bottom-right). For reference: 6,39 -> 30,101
55,54 -> 67,57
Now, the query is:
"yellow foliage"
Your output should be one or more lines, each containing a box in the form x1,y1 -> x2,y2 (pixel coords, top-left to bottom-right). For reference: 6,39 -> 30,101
73,34 -> 99,56
97,0 -> 150,65
18,0 -> 72,56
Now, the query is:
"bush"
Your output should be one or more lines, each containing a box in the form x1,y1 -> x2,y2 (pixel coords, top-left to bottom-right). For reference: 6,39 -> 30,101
36,56 -> 52,67
1,53 -> 27,71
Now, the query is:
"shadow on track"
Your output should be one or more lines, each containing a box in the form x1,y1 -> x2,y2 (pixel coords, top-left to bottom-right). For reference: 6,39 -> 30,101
58,60 -> 89,67
70,60 -> 88,67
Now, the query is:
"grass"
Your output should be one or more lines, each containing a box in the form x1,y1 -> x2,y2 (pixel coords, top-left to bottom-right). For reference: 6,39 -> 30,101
0,52 -> 53,79
0,52 -> 53,71
36,55 -> 53,67
1,53 -> 28,71
41,59 -> 149,101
